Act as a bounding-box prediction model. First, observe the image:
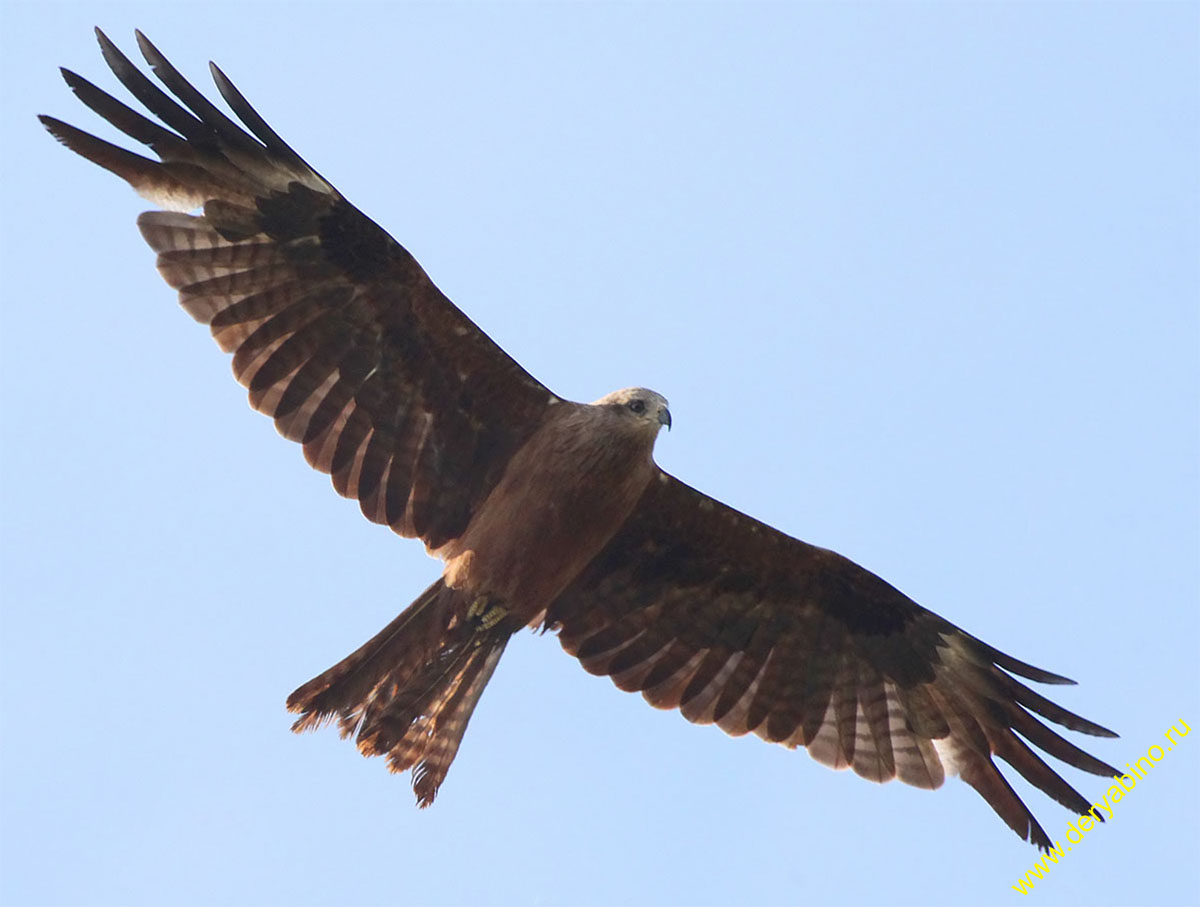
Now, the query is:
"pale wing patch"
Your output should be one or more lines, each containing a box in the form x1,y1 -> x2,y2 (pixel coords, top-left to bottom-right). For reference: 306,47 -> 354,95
641,648 -> 708,710
886,681 -> 945,789
679,652 -> 745,725
801,697 -> 849,771
713,651 -> 772,738
138,182 -> 208,212
931,736 -> 962,778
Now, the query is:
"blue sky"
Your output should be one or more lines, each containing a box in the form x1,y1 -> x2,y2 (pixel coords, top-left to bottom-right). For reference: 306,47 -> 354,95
2,3 -> 1197,906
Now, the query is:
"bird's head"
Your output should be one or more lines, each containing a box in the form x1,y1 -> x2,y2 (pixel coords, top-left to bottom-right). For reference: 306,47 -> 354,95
593,387 -> 672,434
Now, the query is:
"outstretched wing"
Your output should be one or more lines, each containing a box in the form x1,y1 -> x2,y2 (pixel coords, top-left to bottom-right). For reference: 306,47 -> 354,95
546,471 -> 1117,850
41,29 -> 556,550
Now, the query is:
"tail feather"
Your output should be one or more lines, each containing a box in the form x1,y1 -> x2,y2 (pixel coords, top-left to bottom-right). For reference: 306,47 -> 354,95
287,578 -> 512,805
286,579 -> 451,730
405,640 -> 507,806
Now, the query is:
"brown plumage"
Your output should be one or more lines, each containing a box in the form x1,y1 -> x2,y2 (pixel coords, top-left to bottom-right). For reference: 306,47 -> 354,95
42,29 -> 1117,850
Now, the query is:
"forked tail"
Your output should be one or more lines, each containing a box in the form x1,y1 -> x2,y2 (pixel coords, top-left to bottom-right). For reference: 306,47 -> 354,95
287,579 -> 513,806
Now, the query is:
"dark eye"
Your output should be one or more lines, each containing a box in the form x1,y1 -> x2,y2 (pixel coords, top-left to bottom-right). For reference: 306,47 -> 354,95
628,399 -> 646,414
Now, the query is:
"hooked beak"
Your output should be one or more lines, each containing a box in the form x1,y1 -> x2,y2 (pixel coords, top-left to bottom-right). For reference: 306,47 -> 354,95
658,406 -> 672,431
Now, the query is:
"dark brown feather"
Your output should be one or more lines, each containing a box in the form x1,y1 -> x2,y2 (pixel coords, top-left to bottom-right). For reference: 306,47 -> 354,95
285,578 -> 513,806
48,29 -> 558,553
546,471 -> 1118,850
45,31 -> 1117,849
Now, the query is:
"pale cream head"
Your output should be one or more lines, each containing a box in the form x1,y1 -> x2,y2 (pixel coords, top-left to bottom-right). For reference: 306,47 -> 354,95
591,386 -> 672,432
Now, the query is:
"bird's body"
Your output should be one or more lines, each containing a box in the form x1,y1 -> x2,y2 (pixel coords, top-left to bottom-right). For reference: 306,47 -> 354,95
42,29 -> 1117,851
437,389 -> 670,621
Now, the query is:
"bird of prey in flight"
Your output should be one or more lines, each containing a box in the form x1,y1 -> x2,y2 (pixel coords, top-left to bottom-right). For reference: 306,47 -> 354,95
42,29 -> 1117,851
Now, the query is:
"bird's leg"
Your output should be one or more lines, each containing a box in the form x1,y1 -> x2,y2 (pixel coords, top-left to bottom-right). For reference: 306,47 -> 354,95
467,595 -> 508,630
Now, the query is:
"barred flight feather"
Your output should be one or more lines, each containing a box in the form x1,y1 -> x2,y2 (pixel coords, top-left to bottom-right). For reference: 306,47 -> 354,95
545,472 -> 1118,852
44,29 -> 1118,851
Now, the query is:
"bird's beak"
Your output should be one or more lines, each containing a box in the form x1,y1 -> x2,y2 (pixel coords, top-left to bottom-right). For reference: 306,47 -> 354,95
658,407 -> 672,431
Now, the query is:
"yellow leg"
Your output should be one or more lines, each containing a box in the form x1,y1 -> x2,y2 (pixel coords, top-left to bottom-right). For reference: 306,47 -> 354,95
467,596 -> 508,630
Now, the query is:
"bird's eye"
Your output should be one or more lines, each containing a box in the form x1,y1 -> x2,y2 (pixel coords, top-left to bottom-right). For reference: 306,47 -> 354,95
628,399 -> 646,414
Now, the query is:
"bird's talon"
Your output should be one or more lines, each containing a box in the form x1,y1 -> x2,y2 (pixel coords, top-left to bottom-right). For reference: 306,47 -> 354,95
467,596 -> 507,630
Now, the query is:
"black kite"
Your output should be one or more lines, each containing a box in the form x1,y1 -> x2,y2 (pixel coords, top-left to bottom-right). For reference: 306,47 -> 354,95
41,30 -> 1117,850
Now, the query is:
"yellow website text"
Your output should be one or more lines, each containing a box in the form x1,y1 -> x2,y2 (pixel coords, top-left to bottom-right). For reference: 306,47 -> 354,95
1011,719 -> 1190,895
